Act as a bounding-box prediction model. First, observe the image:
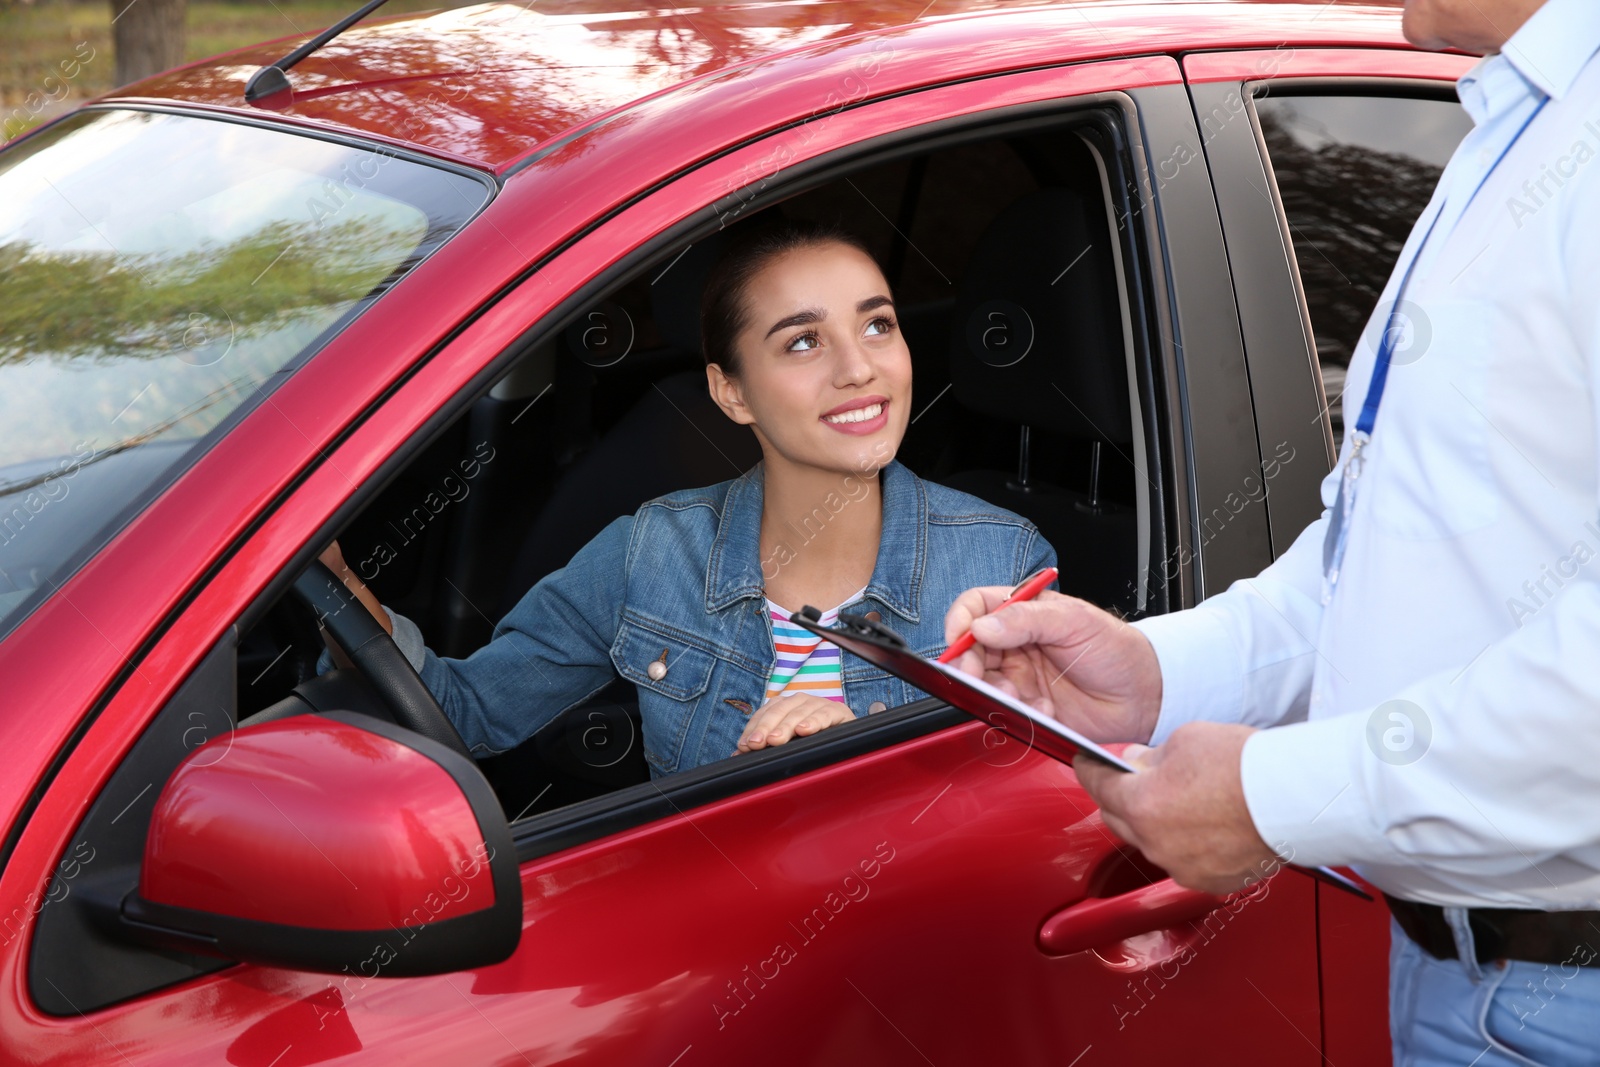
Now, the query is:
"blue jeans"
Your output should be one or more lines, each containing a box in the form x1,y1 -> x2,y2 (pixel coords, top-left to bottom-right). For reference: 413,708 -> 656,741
1390,915 -> 1600,1066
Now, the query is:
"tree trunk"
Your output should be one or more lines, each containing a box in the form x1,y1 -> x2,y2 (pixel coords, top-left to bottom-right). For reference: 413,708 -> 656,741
111,0 -> 187,87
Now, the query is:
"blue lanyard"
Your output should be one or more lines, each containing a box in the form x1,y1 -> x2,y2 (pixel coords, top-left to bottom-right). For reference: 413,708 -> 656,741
1321,93 -> 1550,604
1350,208 -> 1442,439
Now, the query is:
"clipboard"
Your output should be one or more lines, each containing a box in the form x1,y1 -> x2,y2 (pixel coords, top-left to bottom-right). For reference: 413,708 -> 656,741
788,607 -> 1373,901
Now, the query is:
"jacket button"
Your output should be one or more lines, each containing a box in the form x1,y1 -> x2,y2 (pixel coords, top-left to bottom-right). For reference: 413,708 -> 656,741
868,701 -> 887,714
647,647 -> 669,680
864,610 -> 882,622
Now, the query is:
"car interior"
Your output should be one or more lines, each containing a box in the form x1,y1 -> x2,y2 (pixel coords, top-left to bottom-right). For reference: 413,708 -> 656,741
234,114 -> 1163,824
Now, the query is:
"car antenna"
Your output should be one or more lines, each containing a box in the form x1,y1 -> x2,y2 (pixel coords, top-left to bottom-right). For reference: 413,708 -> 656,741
244,0 -> 396,102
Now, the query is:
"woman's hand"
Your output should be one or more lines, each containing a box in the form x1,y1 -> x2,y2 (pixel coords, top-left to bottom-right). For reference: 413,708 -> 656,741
319,540 -> 392,635
736,692 -> 856,753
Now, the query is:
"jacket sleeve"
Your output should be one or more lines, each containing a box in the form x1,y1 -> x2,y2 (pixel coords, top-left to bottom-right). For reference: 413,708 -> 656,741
412,513 -> 635,756
1017,522 -> 1060,588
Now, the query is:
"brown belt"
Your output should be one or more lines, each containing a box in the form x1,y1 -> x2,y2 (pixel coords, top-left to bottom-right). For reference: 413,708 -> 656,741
1384,893 -> 1600,967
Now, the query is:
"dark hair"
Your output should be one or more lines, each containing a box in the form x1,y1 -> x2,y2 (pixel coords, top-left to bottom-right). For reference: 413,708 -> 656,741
699,216 -> 881,377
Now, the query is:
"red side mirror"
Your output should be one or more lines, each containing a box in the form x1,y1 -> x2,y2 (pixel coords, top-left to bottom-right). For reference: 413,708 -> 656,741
119,712 -> 520,975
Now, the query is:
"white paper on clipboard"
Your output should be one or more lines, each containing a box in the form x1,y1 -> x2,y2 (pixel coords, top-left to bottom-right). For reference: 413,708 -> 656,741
784,608 -> 1135,772
919,656 -> 1139,773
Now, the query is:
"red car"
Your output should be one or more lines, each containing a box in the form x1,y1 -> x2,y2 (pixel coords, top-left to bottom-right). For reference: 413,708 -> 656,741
0,2 -> 1477,1063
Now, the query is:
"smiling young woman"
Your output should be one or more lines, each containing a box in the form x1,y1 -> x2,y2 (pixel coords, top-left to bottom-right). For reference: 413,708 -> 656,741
321,216 -> 1059,776
703,228 -> 911,636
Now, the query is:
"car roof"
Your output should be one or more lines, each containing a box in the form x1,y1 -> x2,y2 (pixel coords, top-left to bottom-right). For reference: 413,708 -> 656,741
103,0 -> 1414,174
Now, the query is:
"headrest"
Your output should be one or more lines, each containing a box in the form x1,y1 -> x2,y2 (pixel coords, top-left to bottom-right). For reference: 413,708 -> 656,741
947,188 -> 1131,442
650,228 -> 730,355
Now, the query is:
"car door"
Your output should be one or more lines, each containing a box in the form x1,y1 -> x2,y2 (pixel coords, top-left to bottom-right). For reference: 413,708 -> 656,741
1183,45 -> 1480,1067
9,55 -> 1324,1066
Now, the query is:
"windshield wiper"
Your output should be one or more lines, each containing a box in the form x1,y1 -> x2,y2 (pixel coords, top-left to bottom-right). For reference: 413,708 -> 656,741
245,0 -> 397,102
0,378 -> 254,497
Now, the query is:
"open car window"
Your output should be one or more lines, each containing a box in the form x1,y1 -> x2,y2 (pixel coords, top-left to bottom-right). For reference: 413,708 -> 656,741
236,103 -> 1164,834
0,109 -> 491,641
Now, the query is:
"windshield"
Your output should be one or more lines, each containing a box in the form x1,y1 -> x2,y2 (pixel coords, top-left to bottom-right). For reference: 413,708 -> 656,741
0,108 -> 491,639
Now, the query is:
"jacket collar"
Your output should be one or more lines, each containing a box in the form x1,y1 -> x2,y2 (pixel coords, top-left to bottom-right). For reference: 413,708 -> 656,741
705,457 -> 927,623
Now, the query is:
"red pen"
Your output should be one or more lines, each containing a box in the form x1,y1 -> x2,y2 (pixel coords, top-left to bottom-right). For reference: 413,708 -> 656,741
938,566 -> 1059,663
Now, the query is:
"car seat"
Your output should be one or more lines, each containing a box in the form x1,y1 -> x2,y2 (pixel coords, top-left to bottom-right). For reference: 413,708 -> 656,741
941,187 -> 1139,611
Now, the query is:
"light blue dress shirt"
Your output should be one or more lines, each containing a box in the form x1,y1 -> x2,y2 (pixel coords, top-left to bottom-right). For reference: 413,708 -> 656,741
1133,0 -> 1600,907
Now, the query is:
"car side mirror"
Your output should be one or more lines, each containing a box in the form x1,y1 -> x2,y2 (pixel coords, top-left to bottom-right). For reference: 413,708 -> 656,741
113,711 -> 520,975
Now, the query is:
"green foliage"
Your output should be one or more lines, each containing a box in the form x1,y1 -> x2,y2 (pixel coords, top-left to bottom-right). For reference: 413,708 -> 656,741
0,215 -> 410,363
0,214 -> 419,466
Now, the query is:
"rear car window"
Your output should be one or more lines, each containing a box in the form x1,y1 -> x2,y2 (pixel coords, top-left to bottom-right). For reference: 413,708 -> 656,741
0,108 -> 491,639
1254,93 -> 1472,439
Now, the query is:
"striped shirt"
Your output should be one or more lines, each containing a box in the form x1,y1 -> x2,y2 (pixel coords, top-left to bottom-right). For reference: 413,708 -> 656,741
764,587 -> 866,706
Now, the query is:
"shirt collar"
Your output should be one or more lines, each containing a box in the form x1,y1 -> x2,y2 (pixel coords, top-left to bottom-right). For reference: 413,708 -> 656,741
1459,0 -> 1600,121
705,457 -> 926,623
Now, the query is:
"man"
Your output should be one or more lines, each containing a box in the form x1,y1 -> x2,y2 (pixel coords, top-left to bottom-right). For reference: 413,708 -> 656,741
946,0 -> 1600,1062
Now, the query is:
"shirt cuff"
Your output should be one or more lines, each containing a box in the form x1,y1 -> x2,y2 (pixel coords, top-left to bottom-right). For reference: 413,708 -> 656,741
1239,714 -> 1391,868
1130,607 -> 1246,746
382,605 -> 427,673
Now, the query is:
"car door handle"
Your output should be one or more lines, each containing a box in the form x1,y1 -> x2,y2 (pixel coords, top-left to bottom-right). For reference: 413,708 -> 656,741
1037,878 -> 1231,957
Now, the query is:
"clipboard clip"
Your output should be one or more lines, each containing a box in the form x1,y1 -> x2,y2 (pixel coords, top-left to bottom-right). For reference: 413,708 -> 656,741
796,605 -> 908,649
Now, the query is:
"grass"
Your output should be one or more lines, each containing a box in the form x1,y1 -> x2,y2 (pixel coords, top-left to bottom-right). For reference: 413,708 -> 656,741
1,0 -> 479,138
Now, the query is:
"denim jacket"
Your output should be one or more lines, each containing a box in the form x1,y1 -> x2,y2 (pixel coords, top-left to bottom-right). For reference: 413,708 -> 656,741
393,459 -> 1057,776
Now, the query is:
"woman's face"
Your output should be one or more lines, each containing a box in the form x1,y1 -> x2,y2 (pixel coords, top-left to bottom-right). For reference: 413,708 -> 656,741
709,240 -> 912,477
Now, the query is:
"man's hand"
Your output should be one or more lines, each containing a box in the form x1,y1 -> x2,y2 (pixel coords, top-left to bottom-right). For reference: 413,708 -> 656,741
1073,722 -> 1278,894
943,588 -> 1163,744
736,692 -> 856,753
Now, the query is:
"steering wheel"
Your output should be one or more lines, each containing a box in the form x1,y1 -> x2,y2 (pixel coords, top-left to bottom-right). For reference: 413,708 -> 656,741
292,561 -> 473,760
